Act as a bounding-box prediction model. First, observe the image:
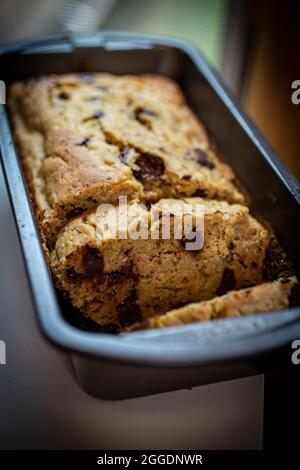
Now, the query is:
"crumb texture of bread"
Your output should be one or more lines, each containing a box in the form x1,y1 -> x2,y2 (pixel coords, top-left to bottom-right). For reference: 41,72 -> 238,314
50,198 -> 270,329
9,73 -> 244,246
9,73 -> 298,331
126,277 -> 297,331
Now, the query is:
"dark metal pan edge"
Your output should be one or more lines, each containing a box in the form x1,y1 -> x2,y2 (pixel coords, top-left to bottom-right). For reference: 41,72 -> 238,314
1,32 -> 300,367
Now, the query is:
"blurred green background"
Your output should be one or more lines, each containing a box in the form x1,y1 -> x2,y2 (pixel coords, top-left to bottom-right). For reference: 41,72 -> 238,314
103,0 -> 227,68
1,0 -> 300,177
0,0 -> 227,68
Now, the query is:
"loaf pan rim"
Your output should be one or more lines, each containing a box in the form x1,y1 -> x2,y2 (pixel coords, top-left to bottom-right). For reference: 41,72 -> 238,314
1,31 -> 300,367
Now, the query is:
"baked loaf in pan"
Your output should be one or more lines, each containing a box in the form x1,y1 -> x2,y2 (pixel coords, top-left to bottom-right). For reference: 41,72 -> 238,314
8,73 -> 297,332
9,73 -> 244,247
50,198 -> 269,329
126,277 -> 297,331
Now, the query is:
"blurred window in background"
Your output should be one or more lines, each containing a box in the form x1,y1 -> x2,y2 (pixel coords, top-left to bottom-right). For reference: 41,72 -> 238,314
0,0 -> 228,67
0,0 -> 299,177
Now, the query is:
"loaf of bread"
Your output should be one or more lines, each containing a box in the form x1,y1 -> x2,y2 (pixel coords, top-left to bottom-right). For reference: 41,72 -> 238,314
50,198 -> 269,329
126,277 -> 297,331
8,73 -> 297,332
9,73 -> 244,247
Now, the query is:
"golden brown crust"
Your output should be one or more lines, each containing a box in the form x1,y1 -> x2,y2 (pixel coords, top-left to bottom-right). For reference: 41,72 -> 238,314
126,277 -> 297,331
9,73 -> 244,246
8,73 -> 297,332
50,197 -> 270,329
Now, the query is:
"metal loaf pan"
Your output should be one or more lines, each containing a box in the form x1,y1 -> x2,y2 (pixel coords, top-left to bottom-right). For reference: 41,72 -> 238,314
1,32 -> 300,399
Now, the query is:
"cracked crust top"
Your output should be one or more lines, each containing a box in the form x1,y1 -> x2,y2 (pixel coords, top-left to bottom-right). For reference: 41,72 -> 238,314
9,73 -> 245,247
